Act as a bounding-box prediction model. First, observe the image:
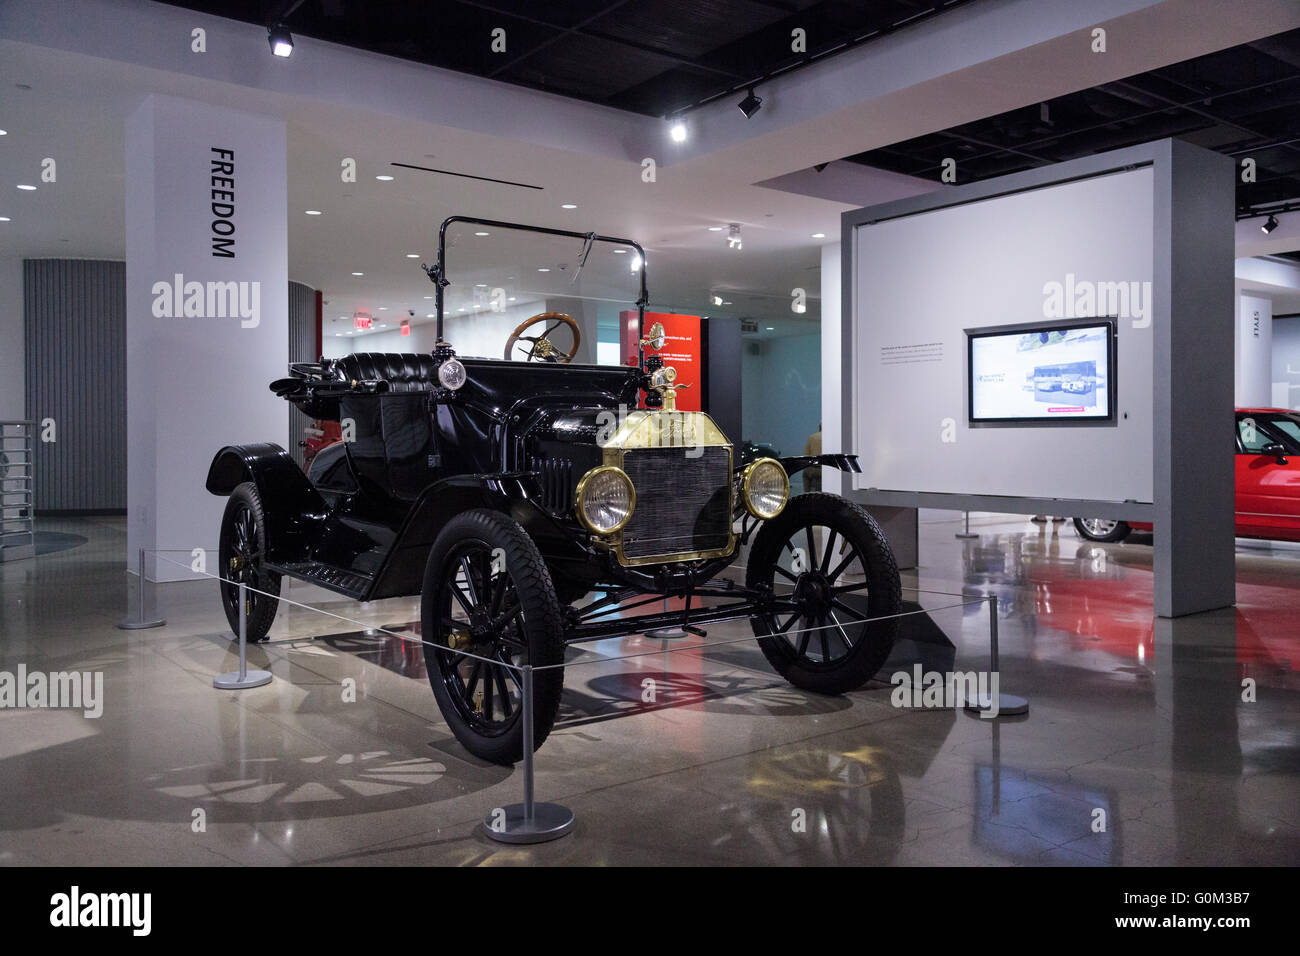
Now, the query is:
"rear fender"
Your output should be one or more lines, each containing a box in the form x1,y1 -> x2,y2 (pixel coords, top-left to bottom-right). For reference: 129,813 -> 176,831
205,443 -> 328,564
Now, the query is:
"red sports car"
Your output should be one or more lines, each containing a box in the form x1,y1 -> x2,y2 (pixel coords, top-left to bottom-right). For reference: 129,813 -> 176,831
1075,407 -> 1300,543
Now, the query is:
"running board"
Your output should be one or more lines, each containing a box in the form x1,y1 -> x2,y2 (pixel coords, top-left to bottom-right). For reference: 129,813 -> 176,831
270,561 -> 373,600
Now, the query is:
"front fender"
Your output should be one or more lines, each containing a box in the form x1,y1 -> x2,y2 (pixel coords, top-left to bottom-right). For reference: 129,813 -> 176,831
367,472 -> 557,599
776,453 -> 862,477
206,443 -> 328,563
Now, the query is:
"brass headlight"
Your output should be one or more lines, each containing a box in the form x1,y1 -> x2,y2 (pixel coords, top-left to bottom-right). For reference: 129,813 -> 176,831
741,457 -> 789,519
574,465 -> 636,534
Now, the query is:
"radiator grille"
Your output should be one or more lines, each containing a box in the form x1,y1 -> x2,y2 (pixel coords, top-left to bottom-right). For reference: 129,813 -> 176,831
620,446 -> 732,561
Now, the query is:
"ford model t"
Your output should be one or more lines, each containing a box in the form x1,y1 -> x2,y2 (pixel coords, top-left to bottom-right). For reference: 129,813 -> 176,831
206,217 -> 901,764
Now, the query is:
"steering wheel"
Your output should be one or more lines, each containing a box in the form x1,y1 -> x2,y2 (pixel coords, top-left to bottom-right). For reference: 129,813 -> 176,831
504,312 -> 581,363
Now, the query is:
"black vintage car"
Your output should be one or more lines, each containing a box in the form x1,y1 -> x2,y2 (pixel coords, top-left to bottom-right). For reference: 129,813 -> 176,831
206,217 -> 901,764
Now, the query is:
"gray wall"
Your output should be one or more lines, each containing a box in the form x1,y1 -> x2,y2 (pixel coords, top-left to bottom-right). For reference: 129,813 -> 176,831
24,259 -> 127,512
0,258 -> 23,420
287,280 -> 317,468
1273,315 -> 1300,410
850,167 -> 1155,503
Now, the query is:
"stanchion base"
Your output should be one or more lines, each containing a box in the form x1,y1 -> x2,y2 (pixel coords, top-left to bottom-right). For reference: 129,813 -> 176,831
644,626 -> 689,639
954,533 -> 978,539
213,669 -> 273,690
963,693 -> 1029,717
483,802 -> 574,844
117,618 -> 166,630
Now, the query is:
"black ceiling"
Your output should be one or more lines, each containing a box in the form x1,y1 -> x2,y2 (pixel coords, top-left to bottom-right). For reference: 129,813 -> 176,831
847,28 -> 1300,221
156,0 -> 979,116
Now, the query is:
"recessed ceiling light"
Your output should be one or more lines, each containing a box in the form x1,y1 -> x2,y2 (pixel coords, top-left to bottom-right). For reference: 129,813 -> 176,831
561,203 -> 577,209
305,209 -> 322,215
424,295 -> 433,299
707,226 -> 723,232
375,175 -> 394,181
766,326 -> 775,331
351,271 -> 363,276
458,307 -> 465,312
613,248 -> 627,254
426,313 -> 434,318
378,307 -> 388,310
811,232 -> 825,239
538,267 -> 550,272
474,231 -> 489,236
475,283 -> 487,288
334,332 -> 342,336
16,184 -> 36,191
508,296 -> 516,301
0,130 -> 7,136
406,253 -> 419,258
0,217 -> 9,222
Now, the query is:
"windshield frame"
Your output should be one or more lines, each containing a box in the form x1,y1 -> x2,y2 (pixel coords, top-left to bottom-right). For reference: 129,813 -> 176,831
432,215 -> 648,365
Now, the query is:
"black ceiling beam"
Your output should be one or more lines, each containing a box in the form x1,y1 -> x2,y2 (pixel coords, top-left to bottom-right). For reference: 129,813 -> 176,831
485,0 -> 634,79
447,0 -> 746,81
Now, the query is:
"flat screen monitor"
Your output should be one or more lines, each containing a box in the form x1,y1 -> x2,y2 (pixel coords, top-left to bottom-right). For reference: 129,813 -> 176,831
968,320 -> 1116,424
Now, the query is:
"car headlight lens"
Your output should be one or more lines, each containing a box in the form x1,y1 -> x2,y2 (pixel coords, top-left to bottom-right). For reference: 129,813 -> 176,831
437,358 -> 467,390
741,457 -> 789,519
575,466 -> 636,534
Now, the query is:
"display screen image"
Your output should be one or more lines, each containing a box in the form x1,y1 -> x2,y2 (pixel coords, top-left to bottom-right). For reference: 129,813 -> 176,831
968,321 -> 1115,423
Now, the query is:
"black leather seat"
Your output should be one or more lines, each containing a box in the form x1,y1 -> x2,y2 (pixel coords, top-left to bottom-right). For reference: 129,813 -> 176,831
332,353 -> 439,393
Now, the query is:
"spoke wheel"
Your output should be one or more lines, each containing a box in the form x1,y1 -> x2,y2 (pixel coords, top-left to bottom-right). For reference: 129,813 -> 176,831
747,493 -> 901,694
217,482 -> 281,642
1073,517 -> 1131,542
421,509 -> 564,765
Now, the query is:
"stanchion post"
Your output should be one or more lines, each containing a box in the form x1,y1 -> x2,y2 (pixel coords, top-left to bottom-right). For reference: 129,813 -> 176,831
963,593 -> 1028,717
955,510 -> 978,539
213,580 -> 273,690
483,662 -> 573,844
117,547 -> 166,629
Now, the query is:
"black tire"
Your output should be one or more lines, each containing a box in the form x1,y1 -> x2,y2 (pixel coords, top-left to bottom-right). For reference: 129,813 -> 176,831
1073,517 -> 1132,542
217,482 -> 281,642
420,509 -> 565,765
746,493 -> 902,695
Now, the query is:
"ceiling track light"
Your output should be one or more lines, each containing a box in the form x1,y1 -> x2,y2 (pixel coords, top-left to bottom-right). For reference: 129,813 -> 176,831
268,23 -> 294,57
1261,214 -> 1280,234
668,118 -> 687,143
738,88 -> 762,119
727,224 -> 742,250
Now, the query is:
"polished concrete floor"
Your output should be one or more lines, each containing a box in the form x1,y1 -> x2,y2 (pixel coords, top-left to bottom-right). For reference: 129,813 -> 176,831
0,511 -> 1296,866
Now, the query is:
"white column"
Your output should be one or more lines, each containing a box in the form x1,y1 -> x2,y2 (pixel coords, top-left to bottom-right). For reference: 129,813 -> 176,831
1236,293 -> 1272,407
820,242 -> 842,495
125,95 -> 288,582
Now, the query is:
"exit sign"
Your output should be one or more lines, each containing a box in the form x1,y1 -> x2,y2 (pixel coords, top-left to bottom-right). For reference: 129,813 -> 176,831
353,312 -> 372,331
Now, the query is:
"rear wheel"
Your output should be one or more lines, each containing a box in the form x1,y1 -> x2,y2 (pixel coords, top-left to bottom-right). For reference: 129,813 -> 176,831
746,493 -> 901,694
1073,517 -> 1132,542
217,482 -> 281,642
421,509 -> 565,765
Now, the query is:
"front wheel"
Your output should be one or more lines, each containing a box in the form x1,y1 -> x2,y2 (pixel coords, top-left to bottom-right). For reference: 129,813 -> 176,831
746,493 -> 902,695
421,509 -> 565,765
1073,517 -> 1132,542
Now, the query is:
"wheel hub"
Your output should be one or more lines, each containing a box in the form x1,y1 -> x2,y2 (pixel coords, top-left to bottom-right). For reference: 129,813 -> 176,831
793,572 -> 832,617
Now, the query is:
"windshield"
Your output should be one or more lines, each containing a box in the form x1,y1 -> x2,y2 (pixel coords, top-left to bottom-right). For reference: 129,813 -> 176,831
439,219 -> 644,363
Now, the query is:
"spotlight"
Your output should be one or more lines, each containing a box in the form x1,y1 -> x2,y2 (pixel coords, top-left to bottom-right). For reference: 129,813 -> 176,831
669,119 -> 687,143
727,224 -> 742,250
737,88 -> 762,119
711,295 -> 723,306
1262,214 -> 1279,234
268,24 -> 293,57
